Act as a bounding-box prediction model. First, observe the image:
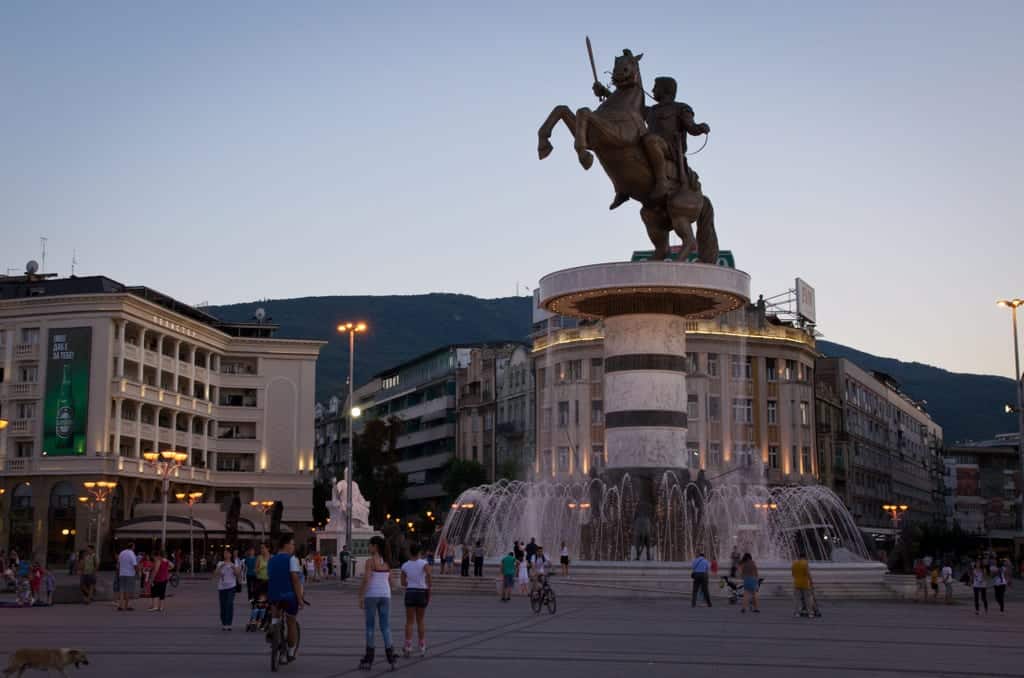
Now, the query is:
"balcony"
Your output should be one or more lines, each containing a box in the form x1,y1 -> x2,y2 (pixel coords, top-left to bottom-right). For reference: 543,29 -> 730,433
4,458 -> 32,473
496,421 -> 526,437
9,383 -> 39,398
9,418 -> 35,436
14,343 -> 39,359
117,343 -> 140,361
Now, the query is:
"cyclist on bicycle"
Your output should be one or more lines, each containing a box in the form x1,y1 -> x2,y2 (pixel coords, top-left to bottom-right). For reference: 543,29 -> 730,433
268,534 -> 304,663
529,546 -> 550,595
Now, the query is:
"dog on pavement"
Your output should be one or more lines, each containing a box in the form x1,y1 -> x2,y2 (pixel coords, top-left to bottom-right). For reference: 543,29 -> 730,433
3,648 -> 89,677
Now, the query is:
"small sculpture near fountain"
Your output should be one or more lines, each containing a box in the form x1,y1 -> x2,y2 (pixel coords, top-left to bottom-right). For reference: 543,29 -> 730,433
328,468 -> 371,530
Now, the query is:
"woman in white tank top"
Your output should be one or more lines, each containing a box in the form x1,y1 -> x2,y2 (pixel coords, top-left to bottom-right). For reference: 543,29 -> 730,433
358,536 -> 395,669
400,543 -> 432,656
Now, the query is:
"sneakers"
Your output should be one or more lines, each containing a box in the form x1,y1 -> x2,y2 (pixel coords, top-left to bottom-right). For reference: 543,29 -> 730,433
419,645 -> 427,657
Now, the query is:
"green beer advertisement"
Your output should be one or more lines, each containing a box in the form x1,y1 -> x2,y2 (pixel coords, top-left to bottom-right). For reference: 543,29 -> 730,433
43,327 -> 92,456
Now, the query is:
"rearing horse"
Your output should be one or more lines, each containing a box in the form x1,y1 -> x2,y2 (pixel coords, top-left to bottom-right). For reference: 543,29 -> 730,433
537,49 -> 718,263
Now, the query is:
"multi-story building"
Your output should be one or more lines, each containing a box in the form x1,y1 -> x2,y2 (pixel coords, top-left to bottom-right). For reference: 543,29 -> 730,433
944,435 -> 1020,539
0,272 -> 323,564
531,299 -> 819,483
456,343 -> 533,480
815,358 -> 944,532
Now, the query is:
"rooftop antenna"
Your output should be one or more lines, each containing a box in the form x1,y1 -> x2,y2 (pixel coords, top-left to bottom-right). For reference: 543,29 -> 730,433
40,237 -> 48,273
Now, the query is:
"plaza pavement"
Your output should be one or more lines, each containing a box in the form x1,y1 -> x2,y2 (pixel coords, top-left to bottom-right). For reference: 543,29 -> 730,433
1,579 -> 1022,678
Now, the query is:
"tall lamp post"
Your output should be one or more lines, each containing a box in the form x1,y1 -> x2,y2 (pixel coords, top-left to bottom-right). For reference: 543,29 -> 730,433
249,500 -> 275,543
80,480 -> 117,562
996,299 -> 1024,534
175,491 -> 204,574
883,504 -> 909,544
143,449 -> 188,550
336,321 -> 367,554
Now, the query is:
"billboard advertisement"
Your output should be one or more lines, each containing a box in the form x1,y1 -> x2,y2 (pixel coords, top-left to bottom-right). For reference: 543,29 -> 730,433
42,327 -> 92,456
631,247 -> 736,268
795,278 -> 817,324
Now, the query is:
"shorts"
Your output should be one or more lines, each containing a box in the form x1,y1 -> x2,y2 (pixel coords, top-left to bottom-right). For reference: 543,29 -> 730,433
503,574 -> 515,588
742,576 -> 758,592
119,576 -> 138,594
151,581 -> 167,600
930,583 -> 938,592
80,574 -> 96,588
270,594 -> 298,616
560,556 -> 570,566
405,588 -> 429,608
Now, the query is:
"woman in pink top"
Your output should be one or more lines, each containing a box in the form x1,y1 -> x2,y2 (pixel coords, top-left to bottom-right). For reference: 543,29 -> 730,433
148,550 -> 171,612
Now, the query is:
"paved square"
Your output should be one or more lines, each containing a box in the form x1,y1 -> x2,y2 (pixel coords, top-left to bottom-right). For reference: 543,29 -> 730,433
2,581 -> 1022,677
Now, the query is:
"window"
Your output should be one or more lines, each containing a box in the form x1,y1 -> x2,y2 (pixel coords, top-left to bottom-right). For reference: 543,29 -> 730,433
590,358 -> 603,381
568,360 -> 583,382
784,360 -> 795,381
556,401 -> 570,427
732,398 -> 753,424
557,447 -> 570,471
708,396 -> 721,422
730,355 -> 742,379
707,353 -> 719,377
471,414 -> 480,432
802,446 -> 812,474
800,401 -> 810,426
16,402 -> 36,419
16,442 -> 33,458
216,453 -> 255,472
484,413 -> 493,430
687,442 -> 700,466
538,367 -> 547,386
737,444 -> 754,467
768,445 -> 780,469
766,358 -> 777,382
556,363 -> 567,383
472,445 -> 478,461
730,355 -> 752,379
591,445 -> 605,472
18,365 -> 38,383
591,400 -> 603,424
708,442 -> 722,467
687,394 -> 698,420
542,408 -> 552,431
574,400 -> 580,426
20,328 -> 40,345
767,400 -> 778,425
382,375 -> 399,390
541,449 -> 552,475
791,445 -> 799,472
686,352 -> 698,374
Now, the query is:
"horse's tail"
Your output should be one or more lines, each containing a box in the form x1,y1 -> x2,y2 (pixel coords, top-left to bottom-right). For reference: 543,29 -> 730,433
696,196 -> 719,264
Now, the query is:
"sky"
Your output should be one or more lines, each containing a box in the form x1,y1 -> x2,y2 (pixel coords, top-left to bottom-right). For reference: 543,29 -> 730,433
2,1 -> 1022,379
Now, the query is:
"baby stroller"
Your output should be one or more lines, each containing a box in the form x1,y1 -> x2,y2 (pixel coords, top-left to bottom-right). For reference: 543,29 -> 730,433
720,576 -> 765,605
246,597 -> 270,632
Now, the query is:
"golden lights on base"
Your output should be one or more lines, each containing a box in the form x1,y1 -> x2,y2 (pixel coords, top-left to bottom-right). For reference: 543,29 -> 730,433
754,502 -> 778,510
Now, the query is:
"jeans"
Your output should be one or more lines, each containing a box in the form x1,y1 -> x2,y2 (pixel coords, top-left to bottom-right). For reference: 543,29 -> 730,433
691,573 -> 711,607
973,587 -> 988,612
364,597 -> 392,648
793,588 -> 817,614
994,585 -> 1006,611
473,557 -> 484,577
218,588 -> 235,626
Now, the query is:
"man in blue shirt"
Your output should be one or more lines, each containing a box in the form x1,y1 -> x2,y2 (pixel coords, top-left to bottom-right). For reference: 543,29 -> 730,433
691,551 -> 712,608
268,535 -> 304,662
244,547 -> 257,602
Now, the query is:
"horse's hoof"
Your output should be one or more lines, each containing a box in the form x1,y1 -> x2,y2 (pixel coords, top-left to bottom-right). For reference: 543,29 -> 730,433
538,139 -> 553,160
577,150 -> 594,170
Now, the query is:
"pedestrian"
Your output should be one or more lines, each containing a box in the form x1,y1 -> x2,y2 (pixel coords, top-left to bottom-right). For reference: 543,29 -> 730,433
560,542 -> 570,576
444,547 -> 455,576
913,559 -> 928,602
117,542 -> 138,611
513,540 -> 524,562
992,558 -> 1010,613
472,541 -> 485,577
148,550 -> 170,612
499,551 -> 516,602
243,547 -> 257,601
358,535 -> 396,670
972,558 -> 989,615
43,566 -> 56,606
729,545 -> 740,578
460,544 -> 470,577
929,563 -> 941,602
941,560 -> 954,605
79,546 -> 98,605
791,551 -> 820,617
526,538 -> 538,563
255,543 -> 270,597
215,548 -> 240,630
691,551 -> 712,608
516,550 -> 530,595
340,544 -> 351,581
67,550 -> 78,577
739,553 -> 760,613
401,543 -> 432,656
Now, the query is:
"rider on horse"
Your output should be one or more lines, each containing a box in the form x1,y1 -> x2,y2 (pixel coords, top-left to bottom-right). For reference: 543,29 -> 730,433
595,76 -> 711,210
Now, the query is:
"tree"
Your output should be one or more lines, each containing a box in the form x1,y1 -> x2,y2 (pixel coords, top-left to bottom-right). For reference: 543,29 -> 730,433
443,458 -> 488,501
352,416 -> 407,526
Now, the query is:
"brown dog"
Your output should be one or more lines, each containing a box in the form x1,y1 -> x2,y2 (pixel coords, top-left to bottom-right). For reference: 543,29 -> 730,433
3,649 -> 89,677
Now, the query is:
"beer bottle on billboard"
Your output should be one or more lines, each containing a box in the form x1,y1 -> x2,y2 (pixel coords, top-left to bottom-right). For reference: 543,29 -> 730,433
56,364 -> 74,448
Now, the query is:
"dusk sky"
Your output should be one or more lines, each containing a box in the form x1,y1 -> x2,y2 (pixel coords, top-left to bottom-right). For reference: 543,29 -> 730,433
2,1 -> 1021,379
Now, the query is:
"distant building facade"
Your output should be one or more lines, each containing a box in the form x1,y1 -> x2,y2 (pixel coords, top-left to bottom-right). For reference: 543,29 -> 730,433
944,434 -> 1020,538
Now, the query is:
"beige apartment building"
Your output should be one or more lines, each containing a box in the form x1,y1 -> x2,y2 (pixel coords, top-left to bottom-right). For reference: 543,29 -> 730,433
532,301 -> 819,483
0,273 -> 322,565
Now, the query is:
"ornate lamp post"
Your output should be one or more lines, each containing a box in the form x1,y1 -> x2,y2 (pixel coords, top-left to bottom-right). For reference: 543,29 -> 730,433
883,504 -> 909,544
336,321 -> 368,554
143,449 -> 188,550
996,299 -> 1024,534
80,480 -> 117,562
249,499 -> 275,543
175,491 -> 204,574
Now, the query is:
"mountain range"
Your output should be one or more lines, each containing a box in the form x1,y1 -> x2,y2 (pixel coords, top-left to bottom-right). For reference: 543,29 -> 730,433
209,294 -> 1017,444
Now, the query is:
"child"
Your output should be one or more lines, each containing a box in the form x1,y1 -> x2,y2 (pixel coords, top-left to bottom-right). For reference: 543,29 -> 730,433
246,593 -> 268,632
29,562 -> 43,604
43,567 -> 56,606
929,565 -> 940,602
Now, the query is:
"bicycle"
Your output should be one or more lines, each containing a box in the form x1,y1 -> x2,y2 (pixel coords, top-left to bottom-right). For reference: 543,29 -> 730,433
168,572 -> 180,589
529,575 -> 556,614
268,599 -> 306,672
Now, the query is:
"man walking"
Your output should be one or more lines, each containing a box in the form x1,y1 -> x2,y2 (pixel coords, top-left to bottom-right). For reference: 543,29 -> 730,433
791,551 -> 820,617
499,551 -> 516,602
117,542 -> 138,611
79,545 -> 98,604
691,551 -> 712,607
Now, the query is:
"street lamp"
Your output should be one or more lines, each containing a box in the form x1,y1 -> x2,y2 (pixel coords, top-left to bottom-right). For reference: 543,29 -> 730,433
81,480 -> 117,562
882,504 -> 910,543
143,449 -> 188,550
176,491 -> 204,574
0,418 -> 8,430
249,499 -> 275,543
336,321 -> 368,554
996,298 -> 1024,533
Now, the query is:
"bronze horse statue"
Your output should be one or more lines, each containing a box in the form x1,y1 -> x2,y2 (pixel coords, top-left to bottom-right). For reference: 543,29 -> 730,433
537,49 -> 718,263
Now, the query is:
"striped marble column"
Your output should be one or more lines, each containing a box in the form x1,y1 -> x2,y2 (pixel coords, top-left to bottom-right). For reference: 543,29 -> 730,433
603,314 -> 690,470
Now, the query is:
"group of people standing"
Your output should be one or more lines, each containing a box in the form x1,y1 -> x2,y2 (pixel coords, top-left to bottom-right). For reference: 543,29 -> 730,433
0,549 -> 55,606
114,542 -> 173,612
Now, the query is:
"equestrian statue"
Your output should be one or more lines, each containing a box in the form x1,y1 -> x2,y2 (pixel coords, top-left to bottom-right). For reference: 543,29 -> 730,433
538,40 -> 719,263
